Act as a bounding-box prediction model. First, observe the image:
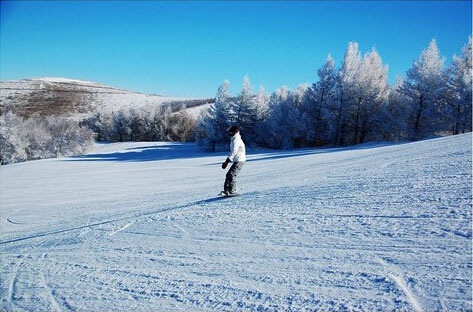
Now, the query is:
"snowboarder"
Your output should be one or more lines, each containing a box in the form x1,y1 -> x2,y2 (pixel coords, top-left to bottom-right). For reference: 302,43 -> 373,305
219,125 -> 246,196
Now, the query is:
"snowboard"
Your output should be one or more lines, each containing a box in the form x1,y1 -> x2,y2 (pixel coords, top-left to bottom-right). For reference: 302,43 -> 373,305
218,191 -> 241,197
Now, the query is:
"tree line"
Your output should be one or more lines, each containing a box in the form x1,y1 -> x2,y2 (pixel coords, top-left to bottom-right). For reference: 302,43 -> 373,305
0,112 -> 94,164
0,105 -> 196,164
197,38 -> 472,150
1,37 -> 471,164
83,105 -> 196,143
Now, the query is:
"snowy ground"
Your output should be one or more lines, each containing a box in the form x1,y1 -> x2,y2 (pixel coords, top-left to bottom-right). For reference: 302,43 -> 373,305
0,133 -> 471,311
0,78 -> 202,120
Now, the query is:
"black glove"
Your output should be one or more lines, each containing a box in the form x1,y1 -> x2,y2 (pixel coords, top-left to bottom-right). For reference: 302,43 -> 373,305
221,158 -> 231,169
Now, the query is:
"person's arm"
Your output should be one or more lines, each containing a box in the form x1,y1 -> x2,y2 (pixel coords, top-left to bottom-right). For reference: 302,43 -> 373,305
222,139 -> 240,169
227,139 -> 241,162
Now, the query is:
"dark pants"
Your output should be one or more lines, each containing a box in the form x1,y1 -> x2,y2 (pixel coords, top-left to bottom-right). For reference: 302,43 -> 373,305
224,162 -> 244,193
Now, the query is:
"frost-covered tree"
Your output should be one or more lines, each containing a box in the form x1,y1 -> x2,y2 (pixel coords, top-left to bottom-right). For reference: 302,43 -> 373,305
352,48 -> 389,143
265,85 -> 312,149
445,36 -> 472,134
234,75 -> 254,125
311,54 -> 338,145
85,104 -> 195,143
233,75 -> 260,146
291,83 -> 314,147
265,86 -> 291,148
112,110 -> 131,142
196,80 -> 234,151
254,85 -> 271,146
86,110 -> 113,141
0,112 -> 93,164
21,114 -> 54,160
0,112 -> 28,164
127,108 -> 143,141
334,42 -> 362,145
255,85 -> 270,120
400,39 -> 446,139
381,77 -> 411,141
46,117 -> 93,157
150,105 -> 171,141
168,109 -> 196,142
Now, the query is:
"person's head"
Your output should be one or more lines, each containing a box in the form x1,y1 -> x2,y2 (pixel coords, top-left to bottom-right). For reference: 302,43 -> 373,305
228,125 -> 240,136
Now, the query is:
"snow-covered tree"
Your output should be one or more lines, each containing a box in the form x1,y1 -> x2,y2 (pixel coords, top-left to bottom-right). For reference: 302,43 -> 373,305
254,85 -> 271,146
265,86 -> 291,148
311,54 -> 338,145
168,109 -> 196,142
265,85 -> 312,149
233,75 -> 260,146
127,108 -> 143,141
291,83 -> 314,147
46,116 -> 93,157
0,112 -> 28,164
86,104 -> 195,143
352,48 -> 389,143
255,85 -> 270,120
112,110 -> 131,142
196,80 -> 234,151
0,112 -> 93,164
380,77 -> 411,141
149,105 -> 171,141
86,110 -> 113,141
445,36 -> 472,134
334,42 -> 362,145
21,114 -> 54,160
400,39 -> 446,139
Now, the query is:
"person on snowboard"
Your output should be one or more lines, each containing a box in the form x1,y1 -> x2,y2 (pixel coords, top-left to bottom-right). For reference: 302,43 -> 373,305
219,125 -> 246,196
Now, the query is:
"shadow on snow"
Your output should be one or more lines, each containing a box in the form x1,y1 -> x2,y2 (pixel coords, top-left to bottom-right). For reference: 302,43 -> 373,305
65,141 -> 404,163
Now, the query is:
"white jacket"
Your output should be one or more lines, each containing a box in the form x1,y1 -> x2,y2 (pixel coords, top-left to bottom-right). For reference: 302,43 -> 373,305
228,133 -> 246,162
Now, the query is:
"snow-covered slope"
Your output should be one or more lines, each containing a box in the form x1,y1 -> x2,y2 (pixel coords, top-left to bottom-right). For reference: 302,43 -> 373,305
0,77 -> 211,119
0,133 -> 471,311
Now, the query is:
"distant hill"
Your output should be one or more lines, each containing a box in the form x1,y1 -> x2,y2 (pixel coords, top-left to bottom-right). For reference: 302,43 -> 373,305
0,77 -> 214,120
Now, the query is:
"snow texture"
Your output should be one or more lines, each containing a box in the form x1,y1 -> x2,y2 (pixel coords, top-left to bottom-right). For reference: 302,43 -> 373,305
0,133 -> 471,311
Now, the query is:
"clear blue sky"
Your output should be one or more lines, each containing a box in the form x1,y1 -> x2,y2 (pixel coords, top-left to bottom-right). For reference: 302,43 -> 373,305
1,1 -> 471,98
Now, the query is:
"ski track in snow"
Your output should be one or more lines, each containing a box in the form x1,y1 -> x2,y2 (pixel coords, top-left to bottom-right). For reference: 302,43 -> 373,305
109,221 -> 136,237
40,263 -> 63,312
7,256 -> 24,309
0,134 -> 471,311
377,257 -> 423,312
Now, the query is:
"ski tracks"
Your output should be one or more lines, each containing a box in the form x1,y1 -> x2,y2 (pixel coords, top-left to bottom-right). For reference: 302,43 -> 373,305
7,255 -> 24,310
6,254 -> 73,312
40,268 -> 62,312
377,257 -> 424,312
0,194 -> 228,245
6,217 -> 24,225
109,220 -> 136,237
170,218 -> 190,240
39,253 -> 77,311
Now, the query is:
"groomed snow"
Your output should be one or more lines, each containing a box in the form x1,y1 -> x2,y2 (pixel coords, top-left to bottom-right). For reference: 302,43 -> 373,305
0,133 -> 471,311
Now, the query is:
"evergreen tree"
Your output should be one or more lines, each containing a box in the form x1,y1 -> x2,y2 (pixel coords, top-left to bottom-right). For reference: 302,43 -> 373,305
335,42 -> 362,145
265,86 -> 292,148
255,85 -> 270,146
446,36 -> 472,134
400,39 -> 446,139
233,75 -> 259,146
381,77 -> 410,141
353,48 -> 389,143
196,80 -> 233,151
311,54 -> 338,145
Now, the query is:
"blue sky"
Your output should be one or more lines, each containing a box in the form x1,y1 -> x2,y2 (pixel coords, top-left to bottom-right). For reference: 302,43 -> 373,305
1,1 -> 471,98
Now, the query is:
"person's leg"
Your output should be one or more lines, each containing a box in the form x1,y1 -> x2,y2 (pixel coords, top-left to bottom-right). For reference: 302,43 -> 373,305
225,162 -> 244,193
224,163 -> 236,192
